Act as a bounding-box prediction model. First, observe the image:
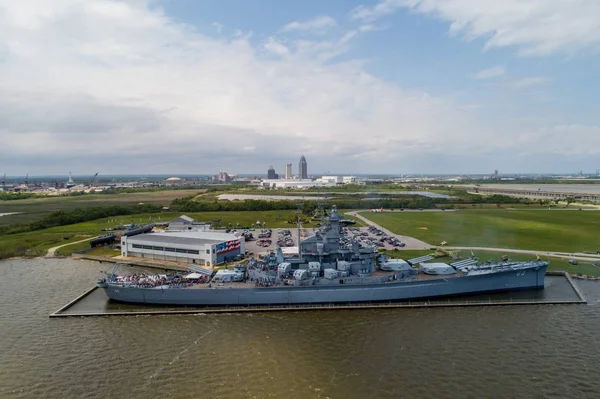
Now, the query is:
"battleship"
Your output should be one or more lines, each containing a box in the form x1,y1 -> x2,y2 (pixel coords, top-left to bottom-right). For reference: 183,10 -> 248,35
98,206 -> 548,306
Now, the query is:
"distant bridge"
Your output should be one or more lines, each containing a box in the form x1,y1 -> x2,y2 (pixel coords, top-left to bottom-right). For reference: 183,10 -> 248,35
472,187 -> 600,201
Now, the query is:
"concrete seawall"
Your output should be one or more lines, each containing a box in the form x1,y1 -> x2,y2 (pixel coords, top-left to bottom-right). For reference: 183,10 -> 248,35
72,253 -> 191,272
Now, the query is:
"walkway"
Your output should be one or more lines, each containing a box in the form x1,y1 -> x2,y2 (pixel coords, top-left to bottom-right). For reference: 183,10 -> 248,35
46,236 -> 96,257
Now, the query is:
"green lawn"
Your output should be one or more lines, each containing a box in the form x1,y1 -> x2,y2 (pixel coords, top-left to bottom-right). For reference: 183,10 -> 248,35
362,209 -> 600,252
70,245 -> 121,258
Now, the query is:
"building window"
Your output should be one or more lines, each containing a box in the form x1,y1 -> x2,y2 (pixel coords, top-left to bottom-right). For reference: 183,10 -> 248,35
188,249 -> 199,255
165,247 -> 176,252
132,244 -> 142,249
176,248 -> 187,253
153,246 -> 164,251
143,245 -> 152,250
206,249 -> 210,254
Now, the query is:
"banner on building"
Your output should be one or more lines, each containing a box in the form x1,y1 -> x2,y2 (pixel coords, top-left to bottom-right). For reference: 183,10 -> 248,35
216,239 -> 241,254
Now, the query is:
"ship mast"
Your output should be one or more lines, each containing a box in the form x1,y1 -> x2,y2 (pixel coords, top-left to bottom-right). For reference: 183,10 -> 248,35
297,203 -> 302,261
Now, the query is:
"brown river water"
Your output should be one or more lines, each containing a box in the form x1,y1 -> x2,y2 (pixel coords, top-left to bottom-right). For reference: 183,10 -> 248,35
1,258 -> 599,399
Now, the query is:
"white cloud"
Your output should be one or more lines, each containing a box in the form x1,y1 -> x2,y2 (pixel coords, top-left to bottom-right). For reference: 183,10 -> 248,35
509,76 -> 552,89
358,24 -> 379,33
0,0 -> 596,175
473,66 -> 506,80
212,22 -> 223,34
514,125 -> 600,156
351,0 -> 600,56
0,0 -> 490,174
264,37 -> 290,56
351,0 -> 404,22
282,15 -> 337,34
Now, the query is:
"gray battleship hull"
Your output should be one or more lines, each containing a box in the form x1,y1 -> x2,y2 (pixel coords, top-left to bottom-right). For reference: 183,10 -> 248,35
103,264 -> 547,306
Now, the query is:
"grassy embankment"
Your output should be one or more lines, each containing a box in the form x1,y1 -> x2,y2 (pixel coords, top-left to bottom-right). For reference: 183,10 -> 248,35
365,210 -> 600,276
0,189 -> 202,227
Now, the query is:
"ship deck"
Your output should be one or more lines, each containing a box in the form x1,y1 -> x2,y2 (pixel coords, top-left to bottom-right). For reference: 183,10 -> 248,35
154,269 -> 466,290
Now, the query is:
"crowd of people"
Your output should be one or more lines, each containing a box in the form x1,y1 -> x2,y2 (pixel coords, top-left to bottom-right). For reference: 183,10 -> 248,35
108,273 -> 211,288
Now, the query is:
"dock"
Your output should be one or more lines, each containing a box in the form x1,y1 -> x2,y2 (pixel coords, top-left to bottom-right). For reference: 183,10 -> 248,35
50,272 -> 587,318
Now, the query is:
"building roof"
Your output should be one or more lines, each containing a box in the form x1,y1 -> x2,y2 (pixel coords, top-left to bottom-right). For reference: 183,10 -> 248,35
125,231 -> 240,246
170,215 -> 195,224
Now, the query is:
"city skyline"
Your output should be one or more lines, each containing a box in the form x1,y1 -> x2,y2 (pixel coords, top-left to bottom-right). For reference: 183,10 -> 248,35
2,0 -> 600,175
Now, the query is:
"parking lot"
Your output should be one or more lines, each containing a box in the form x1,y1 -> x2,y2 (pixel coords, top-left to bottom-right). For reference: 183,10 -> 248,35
241,226 -> 407,257
345,226 -> 406,251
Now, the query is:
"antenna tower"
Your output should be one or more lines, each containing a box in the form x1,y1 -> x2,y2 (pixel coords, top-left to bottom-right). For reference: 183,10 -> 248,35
297,202 -> 302,261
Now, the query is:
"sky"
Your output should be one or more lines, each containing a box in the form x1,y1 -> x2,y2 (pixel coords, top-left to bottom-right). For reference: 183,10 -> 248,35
1,0 -> 600,176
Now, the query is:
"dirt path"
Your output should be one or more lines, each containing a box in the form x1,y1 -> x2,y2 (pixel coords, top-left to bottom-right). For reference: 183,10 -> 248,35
46,236 -> 96,257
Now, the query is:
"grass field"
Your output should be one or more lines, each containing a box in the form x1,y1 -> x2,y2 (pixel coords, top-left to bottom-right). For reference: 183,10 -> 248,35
362,209 -> 600,253
0,189 -> 202,226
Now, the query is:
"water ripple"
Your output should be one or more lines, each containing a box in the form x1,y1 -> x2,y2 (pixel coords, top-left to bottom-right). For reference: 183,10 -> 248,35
1,258 -> 599,399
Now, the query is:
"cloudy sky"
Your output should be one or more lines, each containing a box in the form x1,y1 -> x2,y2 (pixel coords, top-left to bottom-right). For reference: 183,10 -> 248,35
1,0 -> 600,176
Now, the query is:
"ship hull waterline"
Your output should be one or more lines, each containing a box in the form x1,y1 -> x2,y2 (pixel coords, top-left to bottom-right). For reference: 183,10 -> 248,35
102,265 -> 547,306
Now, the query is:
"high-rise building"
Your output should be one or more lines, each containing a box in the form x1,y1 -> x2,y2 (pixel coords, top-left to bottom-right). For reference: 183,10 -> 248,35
214,171 -> 232,183
285,163 -> 292,179
267,165 -> 278,179
299,155 -> 308,179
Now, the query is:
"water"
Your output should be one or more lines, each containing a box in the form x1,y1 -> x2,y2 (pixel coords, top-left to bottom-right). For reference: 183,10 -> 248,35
0,212 -> 22,217
218,192 -> 453,201
1,258 -> 599,399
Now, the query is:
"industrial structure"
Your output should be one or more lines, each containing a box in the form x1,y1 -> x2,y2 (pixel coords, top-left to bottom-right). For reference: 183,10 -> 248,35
315,176 -> 359,185
120,231 -> 245,266
167,215 -> 210,232
260,179 -> 327,189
